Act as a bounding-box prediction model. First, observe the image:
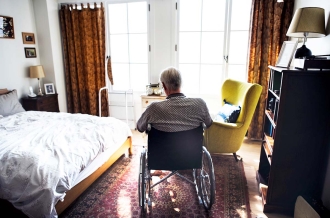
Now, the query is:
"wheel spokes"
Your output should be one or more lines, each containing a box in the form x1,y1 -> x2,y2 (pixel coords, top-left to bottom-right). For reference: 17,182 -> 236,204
199,148 -> 215,209
200,169 -> 211,205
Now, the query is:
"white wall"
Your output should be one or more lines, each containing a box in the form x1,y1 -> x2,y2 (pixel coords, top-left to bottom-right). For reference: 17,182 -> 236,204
33,0 -> 67,112
293,0 -> 330,209
0,0 -> 66,112
0,0 -> 40,99
149,0 -> 176,83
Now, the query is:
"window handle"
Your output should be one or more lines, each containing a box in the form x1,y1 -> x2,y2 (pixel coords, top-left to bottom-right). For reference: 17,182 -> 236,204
224,56 -> 228,63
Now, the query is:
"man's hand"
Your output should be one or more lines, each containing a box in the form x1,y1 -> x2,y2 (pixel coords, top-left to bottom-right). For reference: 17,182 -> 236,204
145,124 -> 152,134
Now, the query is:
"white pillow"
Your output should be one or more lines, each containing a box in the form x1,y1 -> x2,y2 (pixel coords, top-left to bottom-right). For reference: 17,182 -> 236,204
0,89 -> 26,116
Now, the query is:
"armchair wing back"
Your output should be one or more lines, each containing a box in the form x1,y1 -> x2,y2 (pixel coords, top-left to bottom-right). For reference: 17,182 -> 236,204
203,79 -> 262,161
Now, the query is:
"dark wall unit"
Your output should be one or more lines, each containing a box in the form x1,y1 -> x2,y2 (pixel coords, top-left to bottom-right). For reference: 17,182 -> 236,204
257,66 -> 330,215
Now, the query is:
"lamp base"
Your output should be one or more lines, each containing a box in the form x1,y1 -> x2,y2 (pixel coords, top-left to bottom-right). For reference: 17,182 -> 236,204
37,78 -> 43,96
294,45 -> 312,59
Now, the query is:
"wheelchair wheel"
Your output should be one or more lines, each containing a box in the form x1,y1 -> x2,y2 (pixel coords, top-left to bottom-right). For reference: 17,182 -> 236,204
138,149 -> 150,215
199,146 -> 215,210
138,150 -> 145,208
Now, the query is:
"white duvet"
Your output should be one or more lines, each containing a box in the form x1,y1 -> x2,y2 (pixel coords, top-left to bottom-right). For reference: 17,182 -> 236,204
0,111 -> 132,218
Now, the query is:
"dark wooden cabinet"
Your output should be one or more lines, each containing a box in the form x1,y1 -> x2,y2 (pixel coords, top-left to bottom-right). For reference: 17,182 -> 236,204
22,94 -> 59,112
257,66 -> 330,215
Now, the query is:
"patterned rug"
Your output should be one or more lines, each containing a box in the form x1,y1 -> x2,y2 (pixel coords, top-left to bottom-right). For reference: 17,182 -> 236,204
60,145 -> 251,218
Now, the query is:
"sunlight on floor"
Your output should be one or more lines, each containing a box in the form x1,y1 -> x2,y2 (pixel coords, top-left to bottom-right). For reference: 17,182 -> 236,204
117,190 -> 132,217
169,190 -> 177,202
236,208 -> 247,217
152,176 -> 161,184
255,201 -> 264,211
254,195 -> 262,200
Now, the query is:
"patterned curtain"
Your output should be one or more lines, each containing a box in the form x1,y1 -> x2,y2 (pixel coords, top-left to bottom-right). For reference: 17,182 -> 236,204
107,56 -> 114,85
59,3 -> 109,117
247,0 -> 294,139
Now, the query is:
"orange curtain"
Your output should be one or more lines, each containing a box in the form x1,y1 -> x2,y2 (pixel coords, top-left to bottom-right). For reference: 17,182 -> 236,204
59,3 -> 108,116
247,0 -> 294,139
107,56 -> 114,85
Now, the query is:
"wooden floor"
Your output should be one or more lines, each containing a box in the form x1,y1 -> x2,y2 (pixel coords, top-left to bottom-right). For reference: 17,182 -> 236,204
131,130 -> 292,218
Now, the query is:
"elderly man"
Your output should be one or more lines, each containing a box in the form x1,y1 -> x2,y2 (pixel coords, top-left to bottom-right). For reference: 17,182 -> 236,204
137,67 -> 213,133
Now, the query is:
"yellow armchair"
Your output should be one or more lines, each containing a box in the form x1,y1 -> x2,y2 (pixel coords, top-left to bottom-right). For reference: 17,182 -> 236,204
203,79 -> 262,161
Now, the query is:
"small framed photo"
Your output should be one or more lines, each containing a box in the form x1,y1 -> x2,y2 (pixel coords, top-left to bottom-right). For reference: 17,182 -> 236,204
22,32 -> 35,44
275,41 -> 298,68
44,83 -> 55,95
24,47 -> 37,58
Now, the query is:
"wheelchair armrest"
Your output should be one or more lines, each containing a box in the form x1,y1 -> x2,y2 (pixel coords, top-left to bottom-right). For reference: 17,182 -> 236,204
211,121 -> 243,129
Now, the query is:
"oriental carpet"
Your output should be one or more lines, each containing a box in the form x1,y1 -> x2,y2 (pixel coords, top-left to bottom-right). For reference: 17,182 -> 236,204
60,145 -> 251,218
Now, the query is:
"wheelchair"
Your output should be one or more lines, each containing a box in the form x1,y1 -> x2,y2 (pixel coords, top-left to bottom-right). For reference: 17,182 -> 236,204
138,125 -> 215,215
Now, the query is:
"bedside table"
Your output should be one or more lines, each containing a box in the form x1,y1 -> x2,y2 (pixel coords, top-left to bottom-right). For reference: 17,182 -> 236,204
22,94 -> 60,112
141,95 -> 166,113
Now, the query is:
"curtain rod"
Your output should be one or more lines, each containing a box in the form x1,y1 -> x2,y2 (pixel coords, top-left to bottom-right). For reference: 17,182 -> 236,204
59,2 -> 103,7
59,1 -> 103,5
59,2 -> 103,10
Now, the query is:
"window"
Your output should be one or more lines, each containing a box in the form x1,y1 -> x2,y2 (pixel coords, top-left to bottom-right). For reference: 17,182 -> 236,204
107,1 -> 149,92
177,0 -> 252,95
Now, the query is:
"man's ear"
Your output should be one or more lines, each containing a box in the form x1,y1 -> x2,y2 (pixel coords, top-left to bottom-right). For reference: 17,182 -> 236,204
162,82 -> 167,90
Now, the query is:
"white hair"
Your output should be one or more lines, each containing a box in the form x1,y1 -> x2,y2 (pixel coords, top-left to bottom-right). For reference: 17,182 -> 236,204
160,67 -> 182,91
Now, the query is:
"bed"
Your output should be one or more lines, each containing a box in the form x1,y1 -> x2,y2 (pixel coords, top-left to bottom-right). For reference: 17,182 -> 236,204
0,89 -> 133,217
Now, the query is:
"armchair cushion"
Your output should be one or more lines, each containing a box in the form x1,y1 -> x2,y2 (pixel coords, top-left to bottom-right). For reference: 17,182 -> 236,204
214,100 -> 241,123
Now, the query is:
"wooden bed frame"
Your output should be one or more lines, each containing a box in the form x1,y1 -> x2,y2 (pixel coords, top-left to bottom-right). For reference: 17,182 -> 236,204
0,136 -> 132,217
56,136 -> 132,214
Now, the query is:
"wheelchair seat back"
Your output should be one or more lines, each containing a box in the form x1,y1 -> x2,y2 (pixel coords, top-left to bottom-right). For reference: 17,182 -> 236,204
147,125 -> 203,170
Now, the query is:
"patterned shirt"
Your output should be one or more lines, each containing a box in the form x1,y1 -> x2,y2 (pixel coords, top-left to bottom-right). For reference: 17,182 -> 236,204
137,93 -> 213,132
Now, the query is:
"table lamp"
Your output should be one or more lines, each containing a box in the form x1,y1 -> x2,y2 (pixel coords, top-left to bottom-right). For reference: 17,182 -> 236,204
30,65 -> 45,96
286,7 -> 326,59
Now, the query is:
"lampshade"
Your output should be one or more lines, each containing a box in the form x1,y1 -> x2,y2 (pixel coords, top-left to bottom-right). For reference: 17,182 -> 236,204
287,7 -> 325,38
286,7 -> 325,58
30,65 -> 45,78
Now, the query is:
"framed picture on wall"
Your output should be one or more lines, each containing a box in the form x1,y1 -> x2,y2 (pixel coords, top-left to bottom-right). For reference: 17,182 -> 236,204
0,15 -> 15,39
22,32 -> 35,44
44,83 -> 55,95
275,41 -> 298,68
24,47 -> 36,58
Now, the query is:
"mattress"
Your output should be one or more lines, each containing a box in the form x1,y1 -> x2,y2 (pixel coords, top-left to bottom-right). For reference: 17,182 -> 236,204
72,134 -> 128,187
0,111 -> 132,218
